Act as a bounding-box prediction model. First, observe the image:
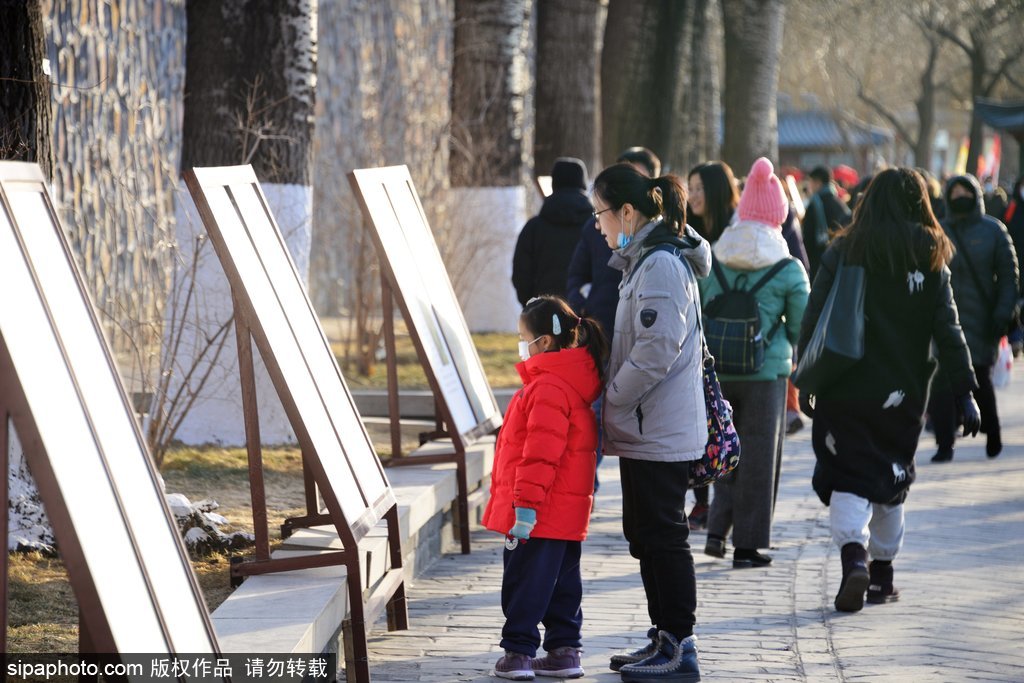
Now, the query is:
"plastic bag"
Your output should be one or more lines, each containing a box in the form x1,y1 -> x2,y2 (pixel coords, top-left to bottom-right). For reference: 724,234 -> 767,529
993,336 -> 1013,389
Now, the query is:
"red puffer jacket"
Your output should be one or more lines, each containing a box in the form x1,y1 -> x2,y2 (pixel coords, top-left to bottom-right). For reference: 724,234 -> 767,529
482,346 -> 602,541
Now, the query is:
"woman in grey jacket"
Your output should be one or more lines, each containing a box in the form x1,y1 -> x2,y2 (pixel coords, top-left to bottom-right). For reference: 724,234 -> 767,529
595,163 -> 710,683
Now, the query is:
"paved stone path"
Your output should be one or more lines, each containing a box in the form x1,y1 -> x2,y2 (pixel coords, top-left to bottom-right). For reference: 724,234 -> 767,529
368,367 -> 1024,682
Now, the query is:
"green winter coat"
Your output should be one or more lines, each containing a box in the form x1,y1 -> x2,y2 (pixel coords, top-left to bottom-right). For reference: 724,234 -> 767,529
698,220 -> 810,382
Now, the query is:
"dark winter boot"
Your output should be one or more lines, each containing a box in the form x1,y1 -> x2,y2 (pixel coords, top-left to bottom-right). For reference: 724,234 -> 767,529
618,631 -> 701,682
834,543 -> 869,612
930,447 -> 954,463
866,560 -> 900,604
987,430 -> 1002,458
609,628 -> 659,672
733,548 -> 772,569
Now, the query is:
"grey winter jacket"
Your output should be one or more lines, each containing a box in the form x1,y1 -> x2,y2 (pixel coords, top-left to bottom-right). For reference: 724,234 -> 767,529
941,174 -> 1020,365
603,220 -> 712,462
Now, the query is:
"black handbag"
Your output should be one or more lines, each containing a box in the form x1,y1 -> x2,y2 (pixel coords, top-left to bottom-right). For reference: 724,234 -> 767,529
793,254 -> 866,393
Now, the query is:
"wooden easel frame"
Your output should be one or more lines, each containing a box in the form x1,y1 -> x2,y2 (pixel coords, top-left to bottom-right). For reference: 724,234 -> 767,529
348,167 -> 504,555
0,161 -> 222,661
185,166 -> 408,683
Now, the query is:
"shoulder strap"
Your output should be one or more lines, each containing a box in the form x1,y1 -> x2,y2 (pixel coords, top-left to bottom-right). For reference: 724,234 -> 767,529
711,258 -> 731,292
627,243 -> 678,284
747,258 -> 795,296
946,227 -> 991,299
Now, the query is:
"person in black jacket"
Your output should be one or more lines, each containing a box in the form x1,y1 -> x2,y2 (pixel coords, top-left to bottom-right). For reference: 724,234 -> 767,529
798,168 -> 980,613
927,174 -> 1019,461
803,166 -> 852,280
512,158 -> 593,306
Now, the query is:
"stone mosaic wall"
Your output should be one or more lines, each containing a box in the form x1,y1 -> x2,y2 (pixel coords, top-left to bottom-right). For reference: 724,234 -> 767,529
44,0 -> 187,390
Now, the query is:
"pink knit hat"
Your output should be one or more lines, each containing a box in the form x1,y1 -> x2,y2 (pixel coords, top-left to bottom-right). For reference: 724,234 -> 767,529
737,157 -> 788,227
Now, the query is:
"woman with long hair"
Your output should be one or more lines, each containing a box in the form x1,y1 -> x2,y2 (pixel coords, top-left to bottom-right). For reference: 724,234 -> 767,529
700,158 -> 809,569
685,161 -> 740,531
687,161 -> 740,244
797,168 -> 980,613
594,162 -> 710,681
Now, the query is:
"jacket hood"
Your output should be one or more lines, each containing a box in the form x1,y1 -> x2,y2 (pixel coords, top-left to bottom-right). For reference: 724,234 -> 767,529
713,219 -> 792,270
539,189 -> 594,227
944,174 -> 985,220
516,346 -> 602,404
610,220 -> 712,278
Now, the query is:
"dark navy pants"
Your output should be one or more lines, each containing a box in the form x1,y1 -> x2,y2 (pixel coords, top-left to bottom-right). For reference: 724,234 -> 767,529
500,538 -> 583,656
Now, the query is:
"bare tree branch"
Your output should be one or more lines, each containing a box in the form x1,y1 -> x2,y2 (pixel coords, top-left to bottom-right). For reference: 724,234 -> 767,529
984,44 -> 1024,95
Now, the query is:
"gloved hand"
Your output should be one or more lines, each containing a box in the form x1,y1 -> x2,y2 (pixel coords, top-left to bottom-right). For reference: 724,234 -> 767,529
799,392 -> 815,419
956,393 -> 981,437
508,507 -> 537,541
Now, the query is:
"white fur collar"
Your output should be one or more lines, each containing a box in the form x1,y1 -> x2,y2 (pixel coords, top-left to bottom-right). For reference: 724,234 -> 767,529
713,220 -> 792,270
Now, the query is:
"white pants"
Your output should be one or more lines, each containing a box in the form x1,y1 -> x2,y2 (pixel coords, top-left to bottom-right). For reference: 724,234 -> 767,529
829,491 -> 905,561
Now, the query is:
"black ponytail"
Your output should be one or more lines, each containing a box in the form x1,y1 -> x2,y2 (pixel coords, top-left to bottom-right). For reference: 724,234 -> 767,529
521,295 -> 609,381
593,163 -> 688,236
650,175 -> 688,236
575,316 -> 609,382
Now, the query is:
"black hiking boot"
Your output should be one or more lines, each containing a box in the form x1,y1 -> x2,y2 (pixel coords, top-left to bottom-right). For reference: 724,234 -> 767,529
866,560 -> 900,604
834,543 -> 869,612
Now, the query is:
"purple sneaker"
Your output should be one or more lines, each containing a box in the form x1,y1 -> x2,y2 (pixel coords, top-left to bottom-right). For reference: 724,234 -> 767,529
495,650 -> 535,680
531,646 -> 584,678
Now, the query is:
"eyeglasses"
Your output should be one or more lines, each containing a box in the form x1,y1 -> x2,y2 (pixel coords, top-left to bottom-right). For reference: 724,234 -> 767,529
593,207 -> 612,220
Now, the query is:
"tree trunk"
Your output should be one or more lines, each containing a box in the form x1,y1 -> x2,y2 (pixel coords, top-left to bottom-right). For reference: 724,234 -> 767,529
449,0 -> 534,331
721,0 -> 785,175
181,0 -> 315,182
913,38 -> 940,171
682,0 -> 722,172
0,0 -> 53,553
600,0 -> 693,169
310,0 -> 452,364
0,0 -> 52,179
534,0 -> 601,177
168,0 -> 317,447
965,39 -> 987,178
450,0 -> 534,187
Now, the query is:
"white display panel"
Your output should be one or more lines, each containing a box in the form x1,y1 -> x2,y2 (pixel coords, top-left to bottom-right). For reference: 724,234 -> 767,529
187,166 -> 393,537
0,162 -> 219,657
349,166 -> 502,442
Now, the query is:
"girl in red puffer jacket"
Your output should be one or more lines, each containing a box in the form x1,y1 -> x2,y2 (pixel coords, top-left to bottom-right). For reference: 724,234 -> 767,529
483,295 -> 607,681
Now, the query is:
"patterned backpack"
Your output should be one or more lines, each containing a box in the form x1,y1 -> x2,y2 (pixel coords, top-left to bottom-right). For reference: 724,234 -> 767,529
688,346 -> 741,488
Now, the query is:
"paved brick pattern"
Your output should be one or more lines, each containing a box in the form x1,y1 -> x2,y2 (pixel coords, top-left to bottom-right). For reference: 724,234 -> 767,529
369,368 -> 1024,681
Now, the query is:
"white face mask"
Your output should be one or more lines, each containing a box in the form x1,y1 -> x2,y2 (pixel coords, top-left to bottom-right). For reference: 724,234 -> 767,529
518,337 -> 542,361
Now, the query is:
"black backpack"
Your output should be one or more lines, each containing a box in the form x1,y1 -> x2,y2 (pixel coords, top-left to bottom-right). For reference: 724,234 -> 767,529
703,258 -> 793,375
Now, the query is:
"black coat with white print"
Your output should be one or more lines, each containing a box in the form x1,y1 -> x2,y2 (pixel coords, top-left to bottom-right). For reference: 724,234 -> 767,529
798,239 -> 977,505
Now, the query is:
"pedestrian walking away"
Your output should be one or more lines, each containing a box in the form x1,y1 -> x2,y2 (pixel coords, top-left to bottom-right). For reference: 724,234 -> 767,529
513,158 -> 593,306
699,157 -> 809,569
482,295 -> 608,680
803,166 -> 852,281
593,162 -> 709,682
796,168 -> 981,613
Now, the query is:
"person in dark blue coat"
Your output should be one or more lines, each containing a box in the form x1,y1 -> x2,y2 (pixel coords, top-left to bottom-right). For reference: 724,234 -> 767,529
512,158 -> 593,306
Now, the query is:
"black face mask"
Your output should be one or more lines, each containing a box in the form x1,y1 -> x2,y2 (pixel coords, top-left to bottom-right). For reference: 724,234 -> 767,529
950,196 -> 975,215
